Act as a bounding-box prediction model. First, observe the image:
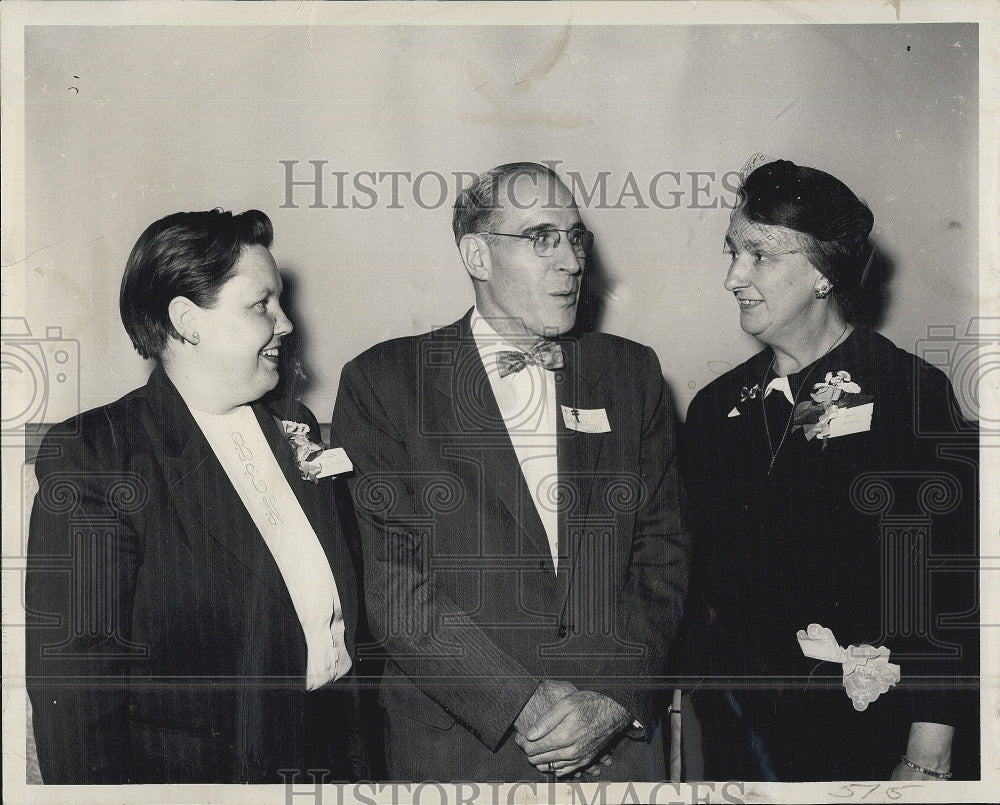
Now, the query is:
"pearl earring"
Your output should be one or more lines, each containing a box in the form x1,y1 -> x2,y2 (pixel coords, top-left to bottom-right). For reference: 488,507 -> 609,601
814,281 -> 832,299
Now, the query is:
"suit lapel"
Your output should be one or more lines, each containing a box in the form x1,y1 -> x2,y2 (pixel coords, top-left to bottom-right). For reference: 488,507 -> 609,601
255,405 -> 303,492
137,367 -> 298,613
430,313 -> 553,562
258,403 -> 359,646
556,335 -> 610,605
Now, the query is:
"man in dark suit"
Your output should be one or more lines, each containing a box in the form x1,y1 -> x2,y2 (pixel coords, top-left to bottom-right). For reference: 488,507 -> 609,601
331,162 -> 689,781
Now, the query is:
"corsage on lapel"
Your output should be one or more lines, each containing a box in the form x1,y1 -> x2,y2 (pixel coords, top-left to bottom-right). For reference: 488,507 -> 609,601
791,371 -> 874,446
281,420 -> 353,482
727,383 -> 759,418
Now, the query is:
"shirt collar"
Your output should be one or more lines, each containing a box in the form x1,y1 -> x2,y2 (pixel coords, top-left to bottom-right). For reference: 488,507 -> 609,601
763,375 -> 795,405
471,306 -> 534,358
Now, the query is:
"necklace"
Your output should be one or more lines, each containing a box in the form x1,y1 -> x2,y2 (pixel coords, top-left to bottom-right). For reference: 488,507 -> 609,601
761,325 -> 850,472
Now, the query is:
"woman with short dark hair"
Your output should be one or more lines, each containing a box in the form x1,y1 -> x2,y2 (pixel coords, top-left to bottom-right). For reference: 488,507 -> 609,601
26,209 -> 369,783
680,160 -> 978,781
119,209 -> 275,359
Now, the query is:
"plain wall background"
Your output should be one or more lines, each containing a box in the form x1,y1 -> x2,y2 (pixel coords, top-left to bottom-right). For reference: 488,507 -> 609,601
22,22 -> 978,422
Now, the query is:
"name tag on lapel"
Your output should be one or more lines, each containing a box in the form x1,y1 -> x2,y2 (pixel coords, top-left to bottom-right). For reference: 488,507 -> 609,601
560,405 -> 611,433
315,447 -> 353,478
827,403 -> 874,439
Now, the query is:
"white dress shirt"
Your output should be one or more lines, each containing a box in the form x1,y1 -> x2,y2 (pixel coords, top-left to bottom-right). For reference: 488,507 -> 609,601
471,309 -> 561,572
190,405 -> 351,690
472,311 -> 643,730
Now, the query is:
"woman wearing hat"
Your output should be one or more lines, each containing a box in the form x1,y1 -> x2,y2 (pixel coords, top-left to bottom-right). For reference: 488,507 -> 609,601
26,209 -> 369,783
680,160 -> 978,781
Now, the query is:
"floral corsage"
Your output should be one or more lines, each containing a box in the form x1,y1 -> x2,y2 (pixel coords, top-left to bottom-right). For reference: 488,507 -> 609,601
281,420 -> 326,482
792,371 -> 874,447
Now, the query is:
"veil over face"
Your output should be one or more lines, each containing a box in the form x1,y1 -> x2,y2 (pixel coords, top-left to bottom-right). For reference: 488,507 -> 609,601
723,209 -> 827,346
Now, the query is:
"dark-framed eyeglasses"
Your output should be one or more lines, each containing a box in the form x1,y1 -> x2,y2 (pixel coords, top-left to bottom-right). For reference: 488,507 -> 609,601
482,228 -> 595,258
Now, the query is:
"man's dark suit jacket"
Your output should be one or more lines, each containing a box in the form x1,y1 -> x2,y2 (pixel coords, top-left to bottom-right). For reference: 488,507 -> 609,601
25,365 -> 367,783
331,309 -> 689,780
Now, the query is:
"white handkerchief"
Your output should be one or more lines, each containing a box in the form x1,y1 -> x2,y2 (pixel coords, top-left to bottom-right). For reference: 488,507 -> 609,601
560,405 -> 611,433
796,623 -> 847,663
728,407 -> 741,418
827,402 -> 874,438
842,644 -> 901,711
314,448 -> 353,478
797,622 -> 900,711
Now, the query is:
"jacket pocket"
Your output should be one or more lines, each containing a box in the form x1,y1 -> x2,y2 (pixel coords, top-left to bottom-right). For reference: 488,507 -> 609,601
377,663 -> 456,731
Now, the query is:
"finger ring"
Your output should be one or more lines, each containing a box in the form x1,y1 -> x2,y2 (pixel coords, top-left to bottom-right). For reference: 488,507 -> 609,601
547,762 -> 554,773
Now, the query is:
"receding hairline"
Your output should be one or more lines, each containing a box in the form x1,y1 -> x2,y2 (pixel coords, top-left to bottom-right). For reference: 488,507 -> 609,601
453,162 -> 580,244
488,170 -> 579,228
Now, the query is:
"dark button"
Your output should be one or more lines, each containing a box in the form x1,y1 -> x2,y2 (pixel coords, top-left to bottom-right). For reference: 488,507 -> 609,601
557,624 -> 568,638
538,561 -> 547,570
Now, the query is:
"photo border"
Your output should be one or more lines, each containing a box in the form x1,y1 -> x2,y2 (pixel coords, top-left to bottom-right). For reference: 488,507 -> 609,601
2,2 -> 997,803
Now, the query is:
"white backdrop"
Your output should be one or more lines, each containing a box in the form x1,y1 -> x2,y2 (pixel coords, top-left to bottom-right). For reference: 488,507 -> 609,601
19,21 -> 979,422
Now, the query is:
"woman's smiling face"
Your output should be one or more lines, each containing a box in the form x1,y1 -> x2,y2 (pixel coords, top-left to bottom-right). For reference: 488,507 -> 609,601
187,244 -> 293,408
723,209 -> 825,347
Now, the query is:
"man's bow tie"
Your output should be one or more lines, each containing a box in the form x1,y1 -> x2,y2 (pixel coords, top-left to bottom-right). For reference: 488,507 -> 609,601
496,342 -> 565,378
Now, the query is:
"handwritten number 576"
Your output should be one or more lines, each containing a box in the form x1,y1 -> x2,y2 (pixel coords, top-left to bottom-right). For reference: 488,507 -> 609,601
830,783 -> 923,800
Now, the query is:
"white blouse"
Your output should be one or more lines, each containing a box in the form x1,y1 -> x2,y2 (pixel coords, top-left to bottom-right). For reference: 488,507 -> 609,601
190,405 -> 351,690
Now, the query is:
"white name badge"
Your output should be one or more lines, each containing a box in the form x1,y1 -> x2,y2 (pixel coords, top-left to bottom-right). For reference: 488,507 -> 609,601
828,402 -> 874,438
560,405 -> 611,433
315,447 -> 354,478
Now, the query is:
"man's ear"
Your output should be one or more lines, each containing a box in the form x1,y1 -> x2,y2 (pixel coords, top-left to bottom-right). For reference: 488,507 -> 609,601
167,296 -> 199,344
459,234 -> 491,282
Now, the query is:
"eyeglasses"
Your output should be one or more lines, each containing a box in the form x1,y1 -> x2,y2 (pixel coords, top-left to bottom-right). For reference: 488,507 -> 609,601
482,228 -> 595,258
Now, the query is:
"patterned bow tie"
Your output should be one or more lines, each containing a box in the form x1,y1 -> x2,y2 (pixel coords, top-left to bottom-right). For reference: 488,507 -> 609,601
496,342 -> 565,378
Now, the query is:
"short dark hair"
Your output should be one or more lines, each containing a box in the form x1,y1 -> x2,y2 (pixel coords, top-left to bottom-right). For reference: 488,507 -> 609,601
452,162 -> 564,244
120,209 -> 273,360
738,160 -> 874,318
